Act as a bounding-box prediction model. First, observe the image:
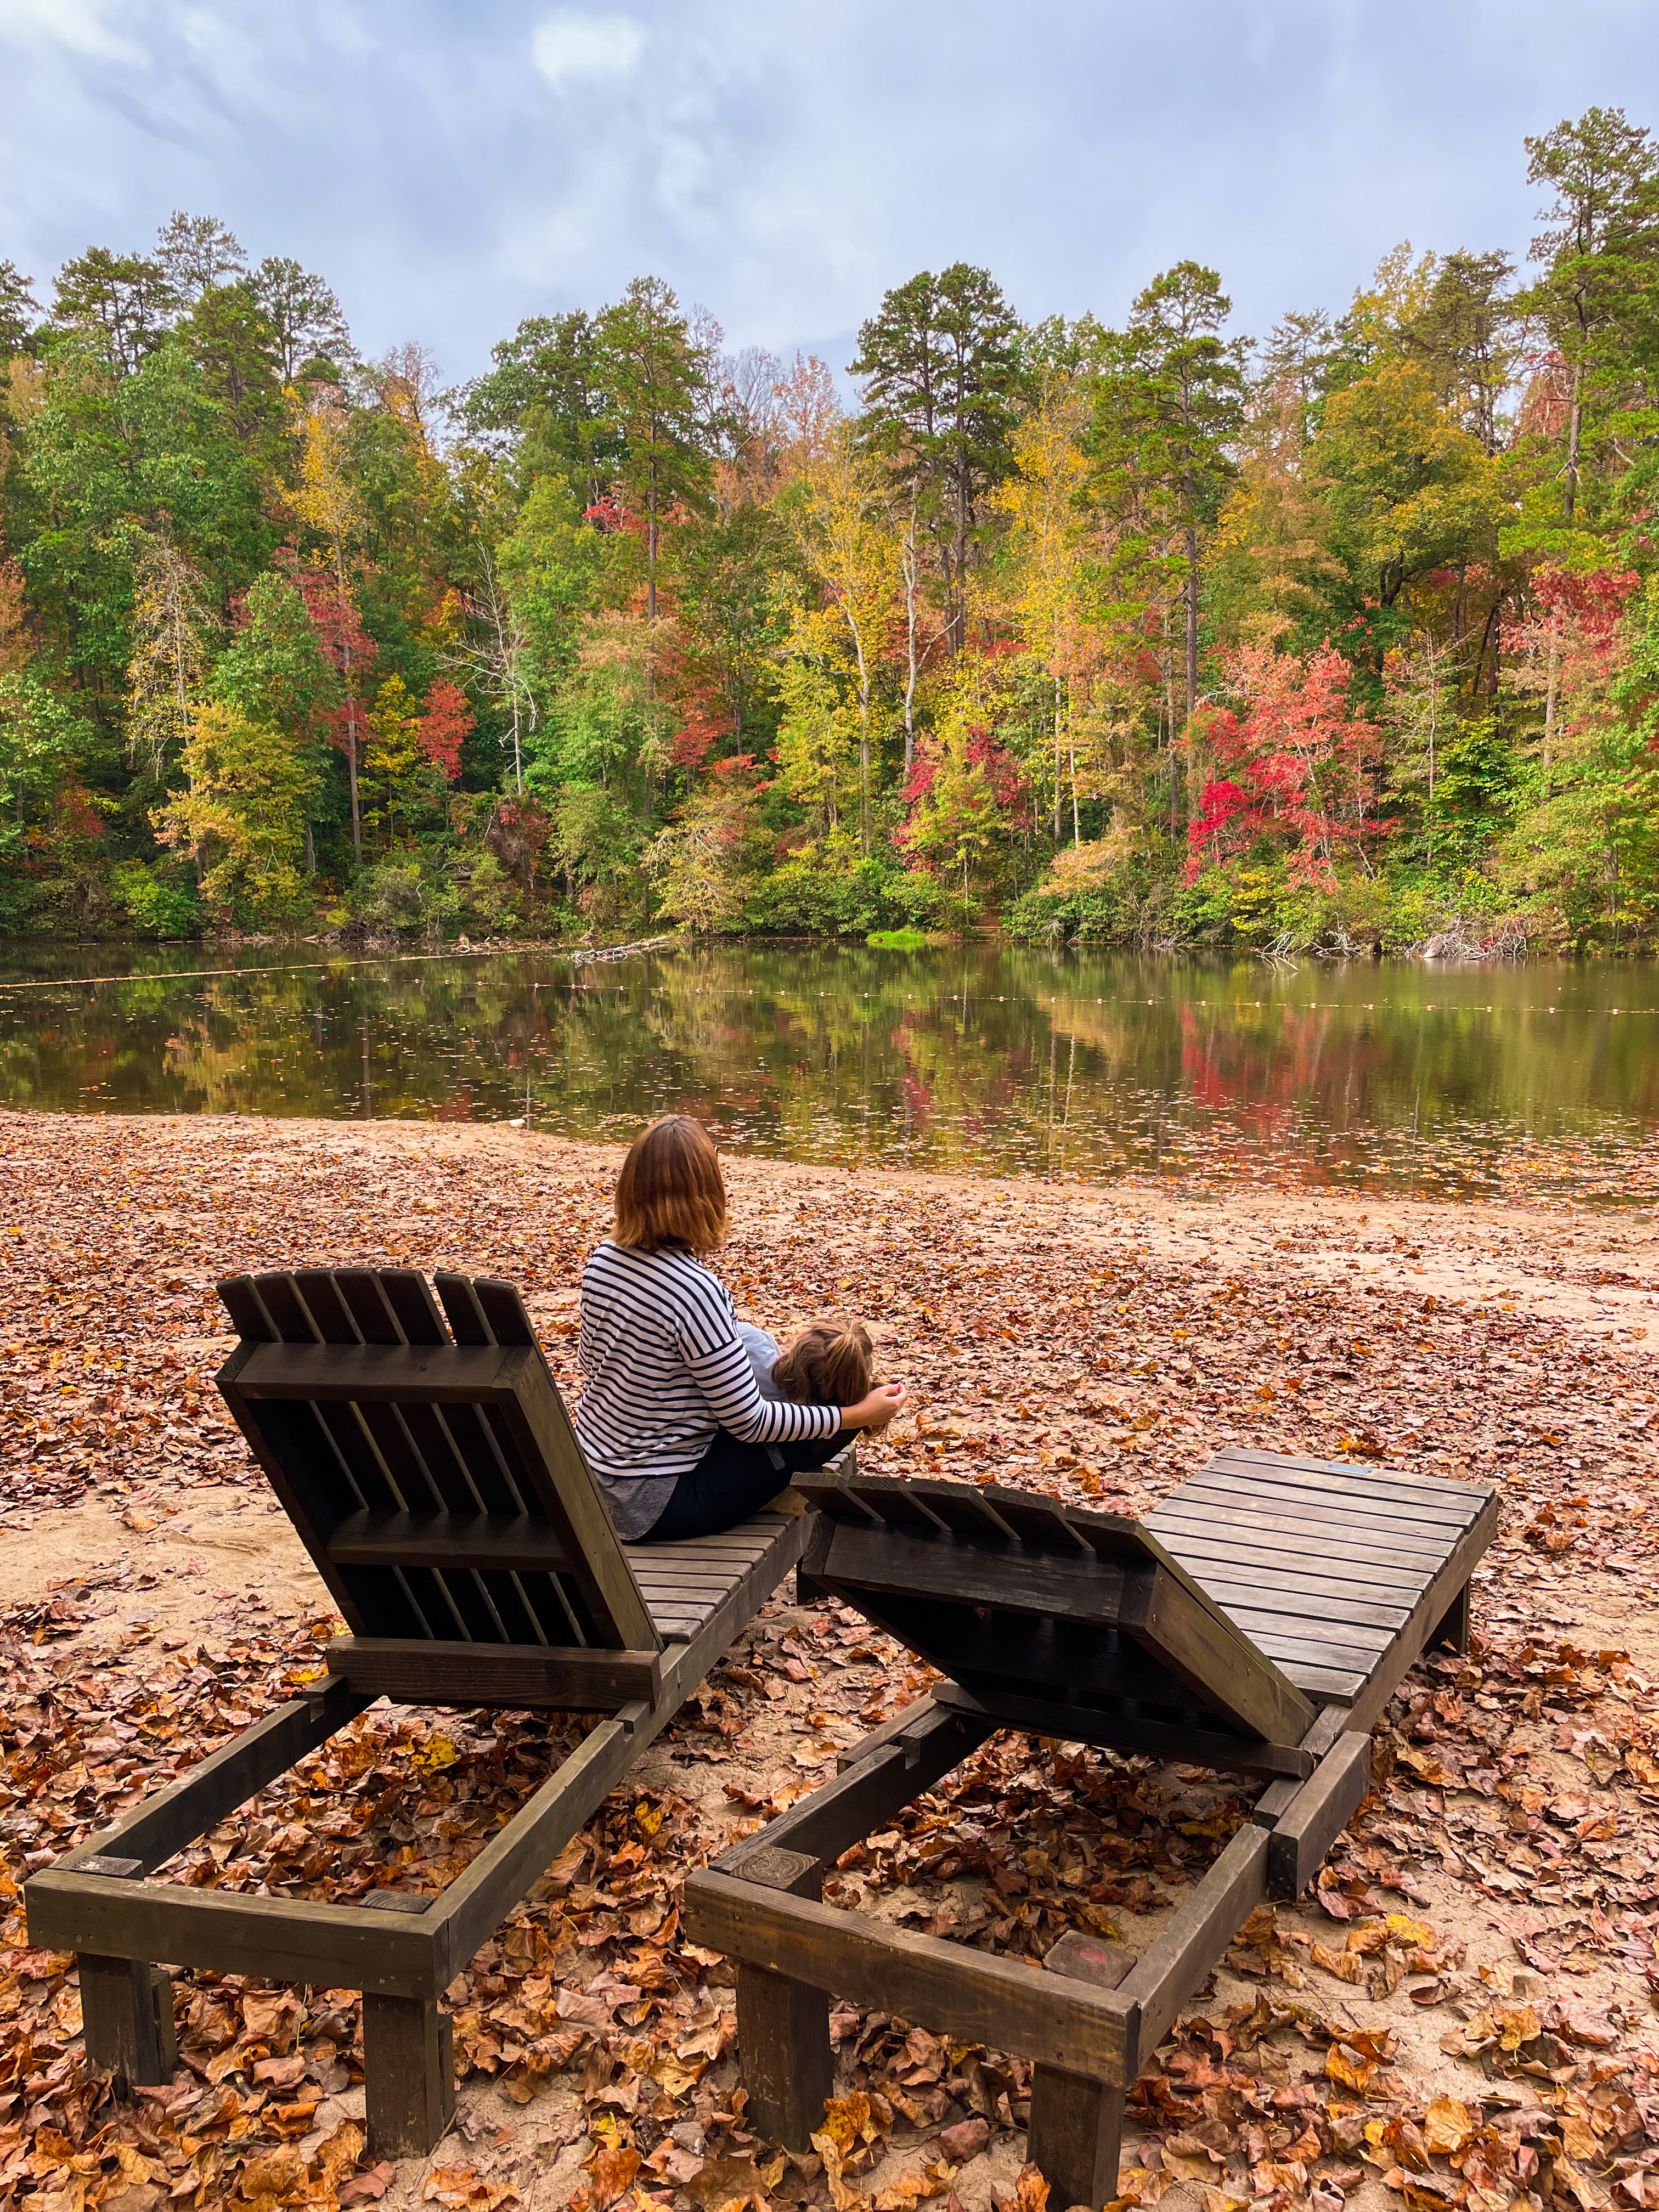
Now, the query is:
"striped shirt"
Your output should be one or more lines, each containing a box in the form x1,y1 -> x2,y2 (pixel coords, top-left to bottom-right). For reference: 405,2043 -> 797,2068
575,1241 -> 840,1538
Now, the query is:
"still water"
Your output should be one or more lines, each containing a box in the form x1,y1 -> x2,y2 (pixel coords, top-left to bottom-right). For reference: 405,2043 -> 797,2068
1,939 -> 1656,1200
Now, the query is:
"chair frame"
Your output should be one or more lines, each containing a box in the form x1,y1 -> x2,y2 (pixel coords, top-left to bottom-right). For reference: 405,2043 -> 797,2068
684,1459 -> 1499,2210
25,1266 -> 825,2158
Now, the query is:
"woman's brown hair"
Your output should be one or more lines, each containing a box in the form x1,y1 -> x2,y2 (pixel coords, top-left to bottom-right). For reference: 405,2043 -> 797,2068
771,1317 -> 874,1405
613,1115 -> 728,1255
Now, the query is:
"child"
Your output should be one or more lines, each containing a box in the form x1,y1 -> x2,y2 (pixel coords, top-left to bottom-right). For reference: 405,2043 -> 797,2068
577,1115 -> 904,1542
739,1317 -> 874,1406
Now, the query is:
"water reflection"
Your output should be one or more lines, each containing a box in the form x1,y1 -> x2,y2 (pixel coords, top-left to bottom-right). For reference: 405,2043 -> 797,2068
0,941 -> 1655,1200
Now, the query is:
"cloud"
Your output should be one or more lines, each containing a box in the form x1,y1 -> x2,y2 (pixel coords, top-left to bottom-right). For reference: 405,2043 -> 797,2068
0,0 -> 1653,382
0,0 -> 142,63
532,10 -> 645,92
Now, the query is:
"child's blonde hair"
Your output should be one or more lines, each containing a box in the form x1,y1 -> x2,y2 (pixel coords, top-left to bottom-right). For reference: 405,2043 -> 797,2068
770,1317 -> 873,1405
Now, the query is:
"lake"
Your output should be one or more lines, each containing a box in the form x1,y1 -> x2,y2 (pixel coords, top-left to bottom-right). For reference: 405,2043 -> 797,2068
1,939 -> 1656,1202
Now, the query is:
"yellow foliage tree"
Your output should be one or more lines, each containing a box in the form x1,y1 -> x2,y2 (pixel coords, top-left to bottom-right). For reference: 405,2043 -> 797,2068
362,673 -> 426,848
994,375 -> 1094,839
153,703 -> 320,920
125,522 -> 216,778
787,424 -> 899,854
288,392 -> 370,859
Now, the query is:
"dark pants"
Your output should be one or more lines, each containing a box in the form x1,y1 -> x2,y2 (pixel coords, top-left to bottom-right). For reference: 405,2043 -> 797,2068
640,1426 -> 854,1542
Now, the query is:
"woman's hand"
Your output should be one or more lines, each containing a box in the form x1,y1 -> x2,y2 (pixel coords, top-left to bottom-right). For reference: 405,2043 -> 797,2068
843,1382 -> 906,1431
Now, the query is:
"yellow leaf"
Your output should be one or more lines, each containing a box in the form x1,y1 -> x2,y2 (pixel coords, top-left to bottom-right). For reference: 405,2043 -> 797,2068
1424,2097 -> 1475,2156
1385,1912 -> 1437,1948
634,1798 -> 666,1837
412,1733 -> 459,1776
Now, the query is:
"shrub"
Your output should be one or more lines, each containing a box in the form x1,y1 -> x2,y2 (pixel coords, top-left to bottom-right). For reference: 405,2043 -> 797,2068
111,861 -> 201,939
351,859 -> 428,933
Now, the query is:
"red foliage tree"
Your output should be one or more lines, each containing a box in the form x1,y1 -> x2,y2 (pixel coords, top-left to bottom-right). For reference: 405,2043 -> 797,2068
417,678 -> 473,781
1185,645 -> 1387,886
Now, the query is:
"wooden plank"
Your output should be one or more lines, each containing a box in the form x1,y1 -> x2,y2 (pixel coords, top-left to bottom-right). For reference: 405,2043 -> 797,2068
326,1508 -> 575,1575
26,1874 -> 443,1996
836,1695 -> 935,1773
1028,2067 -> 1124,2212
1342,1498 -> 1499,1738
1205,1448 -> 1496,1508
1180,1469 -> 1482,1534
1156,1489 -> 1464,1556
495,1355 -> 659,1654
324,1636 -> 661,1709
684,1870 -> 1132,2080
80,1955 -> 172,2092
1153,1549 -> 1426,1613
1259,1658 -> 1368,1702
363,1995 -> 455,2160
734,1849 -> 834,2153
234,1339 -> 527,1404
838,1594 -> 1224,1715
719,1703 -> 993,1875
31,1681 -> 368,1886
1115,1824 -> 1269,2068
1119,1564 -> 1314,1746
1152,1507 -> 1449,1576
1170,1577 -> 1412,1634
1154,1529 -> 1439,1590
1250,1707 -> 1350,1825
930,1680 -> 1313,1780
1206,1609 -> 1393,1661
1266,1732 -> 1373,1899
434,1511 -> 811,1985
815,1522 -> 1309,1743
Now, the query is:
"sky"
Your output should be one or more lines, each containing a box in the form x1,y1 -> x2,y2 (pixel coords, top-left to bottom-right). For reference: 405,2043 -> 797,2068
0,0 -> 1654,391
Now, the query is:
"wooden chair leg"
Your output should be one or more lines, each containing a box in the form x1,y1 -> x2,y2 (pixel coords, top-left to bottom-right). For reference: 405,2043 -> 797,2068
1027,2064 -> 1125,2211
80,1956 -> 174,2094
363,1995 -> 455,2159
1432,1579 -> 1471,1655
732,1843 -> 833,2152
736,1961 -> 834,2152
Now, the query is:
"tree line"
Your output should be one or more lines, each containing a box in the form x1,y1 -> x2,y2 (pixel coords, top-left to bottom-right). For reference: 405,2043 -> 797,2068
2,108 -> 1657,955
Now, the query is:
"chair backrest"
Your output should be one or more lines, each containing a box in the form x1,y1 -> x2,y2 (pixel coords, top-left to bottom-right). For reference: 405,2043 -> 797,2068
215,1267 -> 659,1656
794,1470 -> 1313,1751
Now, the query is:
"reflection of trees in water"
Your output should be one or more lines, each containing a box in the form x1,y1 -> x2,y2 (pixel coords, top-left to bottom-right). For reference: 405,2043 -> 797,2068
0,945 -> 1655,1186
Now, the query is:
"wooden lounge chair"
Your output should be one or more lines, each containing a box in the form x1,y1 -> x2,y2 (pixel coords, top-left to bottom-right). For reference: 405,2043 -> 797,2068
25,1267 -> 832,2158
684,1450 -> 1499,2211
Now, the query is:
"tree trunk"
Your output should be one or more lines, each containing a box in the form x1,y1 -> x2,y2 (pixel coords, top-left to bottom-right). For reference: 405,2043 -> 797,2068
1564,356 -> 1584,522
1183,517 -> 1199,726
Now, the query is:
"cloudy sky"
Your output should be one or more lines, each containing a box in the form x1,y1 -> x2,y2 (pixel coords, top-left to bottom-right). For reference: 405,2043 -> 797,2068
0,0 -> 1651,386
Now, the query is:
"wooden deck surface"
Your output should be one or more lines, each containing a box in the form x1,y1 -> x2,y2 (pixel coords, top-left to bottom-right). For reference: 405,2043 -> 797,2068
1147,1447 -> 1494,1703
629,1511 -> 799,1642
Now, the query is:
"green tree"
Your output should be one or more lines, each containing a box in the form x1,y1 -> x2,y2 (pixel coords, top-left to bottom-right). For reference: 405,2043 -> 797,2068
456,311 -> 621,506
1091,262 -> 1246,729
212,571 -> 338,871
50,249 -> 177,379
250,257 -> 354,383
596,277 -> 715,629
1518,107 -> 1659,522
0,262 -> 40,359
154,213 -> 248,306
849,262 -> 1024,651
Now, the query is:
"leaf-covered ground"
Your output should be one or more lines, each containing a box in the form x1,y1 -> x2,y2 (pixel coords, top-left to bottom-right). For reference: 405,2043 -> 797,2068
0,1111 -> 1656,2212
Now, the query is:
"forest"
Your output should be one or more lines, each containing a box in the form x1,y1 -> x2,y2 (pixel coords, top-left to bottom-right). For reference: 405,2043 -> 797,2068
1,105 -> 1657,956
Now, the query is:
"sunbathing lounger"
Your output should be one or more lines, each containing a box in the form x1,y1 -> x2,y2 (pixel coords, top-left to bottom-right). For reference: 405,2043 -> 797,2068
684,1455 -> 1499,2210
25,1267 -> 841,2157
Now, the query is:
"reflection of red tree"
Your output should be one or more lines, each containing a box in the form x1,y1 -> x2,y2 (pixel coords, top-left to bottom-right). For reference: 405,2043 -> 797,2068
1176,1001 -> 1395,1143
434,1088 -> 474,1122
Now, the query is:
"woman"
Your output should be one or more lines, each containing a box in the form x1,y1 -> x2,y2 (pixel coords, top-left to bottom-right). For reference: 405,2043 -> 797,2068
576,1115 -> 904,1541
